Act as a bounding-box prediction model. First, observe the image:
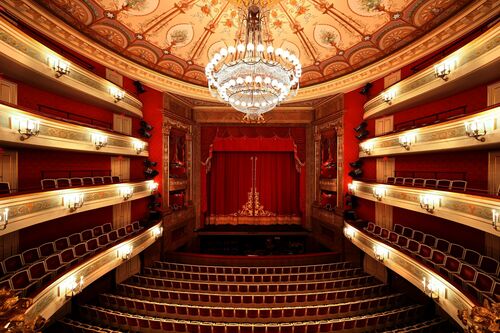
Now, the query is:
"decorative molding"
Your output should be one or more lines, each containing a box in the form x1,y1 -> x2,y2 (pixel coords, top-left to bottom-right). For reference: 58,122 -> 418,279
352,181 -> 500,236
358,106 -> 500,158
193,107 -> 314,124
22,222 -> 161,324
344,221 -> 475,329
319,178 -> 337,192
169,179 -> 188,192
1,1 -> 497,102
0,18 -> 143,117
0,102 -> 148,156
364,24 -> 500,119
0,181 -> 156,236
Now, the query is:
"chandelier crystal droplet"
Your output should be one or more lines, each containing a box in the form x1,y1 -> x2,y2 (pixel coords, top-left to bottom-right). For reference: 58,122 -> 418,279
205,4 -> 301,122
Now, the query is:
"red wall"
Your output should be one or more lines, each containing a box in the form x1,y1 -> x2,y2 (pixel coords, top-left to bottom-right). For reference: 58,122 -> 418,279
18,207 -> 113,251
131,198 -> 150,222
355,198 -> 376,223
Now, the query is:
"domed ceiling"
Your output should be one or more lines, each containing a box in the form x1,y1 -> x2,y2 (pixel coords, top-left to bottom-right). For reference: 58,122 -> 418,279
38,0 -> 471,87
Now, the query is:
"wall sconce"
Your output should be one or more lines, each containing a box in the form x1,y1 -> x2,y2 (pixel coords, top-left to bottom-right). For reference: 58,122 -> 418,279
360,142 -> 374,155
493,209 -> 499,231
60,275 -> 84,299
117,244 -> 133,260
423,276 -> 444,300
62,193 -> 84,212
372,186 -> 386,201
382,90 -> 396,104
464,118 -> 494,142
373,245 -> 389,262
344,226 -> 356,240
419,194 -> 441,213
153,226 -> 163,240
91,133 -> 108,150
109,86 -> 125,103
119,186 -> 133,200
47,55 -> 70,78
0,208 -> 9,231
11,116 -> 40,141
434,58 -> 457,81
148,182 -> 159,193
398,133 -> 416,150
133,140 -> 146,154
347,183 -> 357,195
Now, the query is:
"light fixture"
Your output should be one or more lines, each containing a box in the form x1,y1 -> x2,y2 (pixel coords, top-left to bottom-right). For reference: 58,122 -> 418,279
464,118 -> 494,142
0,208 -> 9,231
119,186 -> 133,200
59,275 -> 84,298
419,194 -> 441,213
153,226 -> 163,240
422,276 -> 444,300
373,245 -> 389,262
47,55 -> 70,78
344,226 -> 356,240
205,4 -> 301,123
434,58 -> 457,81
399,133 -> 416,150
10,116 -> 40,141
62,193 -> 84,212
117,244 -> 133,260
372,186 -> 386,201
148,182 -> 159,193
91,133 -> 108,150
360,142 -> 374,155
109,86 -> 125,103
347,183 -> 357,195
133,140 -> 145,154
492,209 -> 499,231
382,90 -> 396,104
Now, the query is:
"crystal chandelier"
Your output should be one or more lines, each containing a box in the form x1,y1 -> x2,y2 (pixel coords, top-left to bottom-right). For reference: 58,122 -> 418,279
205,3 -> 301,122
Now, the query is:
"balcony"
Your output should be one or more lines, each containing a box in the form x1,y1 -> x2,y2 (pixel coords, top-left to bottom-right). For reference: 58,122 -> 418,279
21,222 -> 162,324
343,221 -> 474,329
359,106 -> 500,157
0,180 -> 158,236
349,181 -> 500,236
0,102 -> 148,156
363,26 -> 500,120
0,19 -> 143,117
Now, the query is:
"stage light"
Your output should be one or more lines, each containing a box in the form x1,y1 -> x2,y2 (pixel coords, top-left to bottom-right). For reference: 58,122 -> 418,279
349,160 -> 363,168
144,160 -> 157,167
359,83 -> 372,96
354,121 -> 367,132
348,168 -> 363,178
133,80 -> 146,94
355,129 -> 369,140
144,168 -> 159,179
139,120 -> 153,139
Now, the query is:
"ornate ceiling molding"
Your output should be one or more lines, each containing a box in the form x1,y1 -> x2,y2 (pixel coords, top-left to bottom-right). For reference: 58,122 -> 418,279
2,0 -> 498,102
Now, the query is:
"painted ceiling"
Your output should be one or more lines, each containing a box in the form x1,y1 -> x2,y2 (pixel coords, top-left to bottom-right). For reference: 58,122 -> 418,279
38,0 -> 471,87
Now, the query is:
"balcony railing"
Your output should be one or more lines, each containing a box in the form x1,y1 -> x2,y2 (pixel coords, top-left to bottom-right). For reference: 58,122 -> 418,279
363,25 -> 500,120
0,102 -> 148,157
343,221 -> 474,329
0,180 -> 158,236
349,181 -> 500,236
359,106 -> 499,157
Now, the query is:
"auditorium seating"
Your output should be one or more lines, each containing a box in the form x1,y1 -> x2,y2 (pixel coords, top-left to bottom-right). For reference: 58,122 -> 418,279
0,221 -> 141,296
40,176 -> 120,190
364,222 -> 499,303
385,176 -> 467,192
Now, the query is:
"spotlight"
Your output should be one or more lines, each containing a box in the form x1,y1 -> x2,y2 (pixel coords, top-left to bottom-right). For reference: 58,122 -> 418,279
355,130 -> 369,140
144,159 -> 157,167
140,120 -> 153,131
343,210 -> 357,220
133,81 -> 146,94
139,120 -> 153,139
354,121 -> 367,132
144,168 -> 159,179
359,82 -> 372,96
349,160 -> 363,168
348,168 -> 363,178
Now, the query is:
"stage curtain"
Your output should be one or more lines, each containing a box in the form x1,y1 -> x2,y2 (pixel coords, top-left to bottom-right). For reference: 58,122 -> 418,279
207,152 -> 300,218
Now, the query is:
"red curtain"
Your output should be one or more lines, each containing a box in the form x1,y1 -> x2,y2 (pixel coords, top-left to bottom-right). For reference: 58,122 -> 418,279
208,152 -> 300,217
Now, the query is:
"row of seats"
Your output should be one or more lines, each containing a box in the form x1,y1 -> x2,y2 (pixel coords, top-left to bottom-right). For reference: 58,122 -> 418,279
41,176 -> 120,190
79,303 -> 425,333
143,266 -> 363,283
128,273 -> 374,293
57,318 -> 121,333
116,282 -> 388,305
98,292 -> 406,322
386,177 -> 467,191
153,260 -> 353,274
381,317 -> 447,333
365,222 -> 499,304
0,222 -> 141,296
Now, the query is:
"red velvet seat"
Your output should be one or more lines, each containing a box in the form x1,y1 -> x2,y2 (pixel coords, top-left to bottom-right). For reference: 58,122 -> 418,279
41,179 -> 57,190
449,243 -> 465,259
60,248 -> 78,267
417,244 -> 433,262
27,261 -> 52,286
80,230 -> 93,241
82,177 -> 94,186
423,234 -> 437,247
111,176 -> 120,183
102,223 -> 113,233
388,231 -> 398,243
70,178 -> 83,187
464,249 -> 481,266
92,226 -> 104,237
68,233 -> 82,246
453,264 -> 478,288
3,254 -> 23,273
436,238 -> 451,253
430,250 -> 446,268
39,243 -> 56,258
366,222 -> 375,232
85,239 -> 100,253
412,230 -> 424,242
54,237 -> 70,251
466,272 -> 495,302
103,176 -> 113,184
479,256 -> 499,275
56,178 -> 71,188
93,177 -> 104,185
10,270 -> 37,296
396,235 -> 409,248
22,248 -> 40,264
402,227 -> 414,238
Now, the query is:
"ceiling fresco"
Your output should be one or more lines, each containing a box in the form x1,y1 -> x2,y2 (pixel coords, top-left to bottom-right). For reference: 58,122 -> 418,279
37,0 -> 472,86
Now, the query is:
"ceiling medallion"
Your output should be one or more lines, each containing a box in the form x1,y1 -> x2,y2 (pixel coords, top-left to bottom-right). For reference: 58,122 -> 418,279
205,2 -> 301,123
